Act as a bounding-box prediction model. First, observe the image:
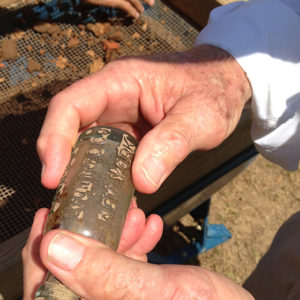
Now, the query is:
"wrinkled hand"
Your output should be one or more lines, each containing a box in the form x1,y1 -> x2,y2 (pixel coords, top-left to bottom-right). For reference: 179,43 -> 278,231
25,46 -> 253,299
23,208 -> 253,300
37,45 -> 251,194
22,198 -> 163,299
84,0 -> 154,18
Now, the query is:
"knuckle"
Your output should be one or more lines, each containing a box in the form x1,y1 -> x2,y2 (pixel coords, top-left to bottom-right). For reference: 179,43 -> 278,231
119,1 -> 129,9
166,268 -> 213,300
78,249 -> 143,299
160,128 -> 190,160
36,135 -> 46,155
122,2 -> 134,13
76,248 -> 116,297
48,93 -> 62,109
21,245 -> 28,261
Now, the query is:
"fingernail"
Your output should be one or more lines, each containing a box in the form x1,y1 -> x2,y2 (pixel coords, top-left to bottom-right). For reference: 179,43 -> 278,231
148,0 -> 155,5
142,156 -> 166,187
135,12 -> 140,19
48,233 -> 85,270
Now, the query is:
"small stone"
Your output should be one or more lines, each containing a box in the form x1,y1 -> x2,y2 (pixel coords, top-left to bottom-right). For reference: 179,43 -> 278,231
56,55 -> 68,69
52,31 -> 63,41
27,58 -> 42,73
105,49 -> 118,62
86,23 -> 104,37
109,31 -> 123,42
33,22 -> 59,35
87,40 -> 95,47
41,33 -> 48,40
48,24 -> 60,35
89,58 -> 104,74
103,39 -> 120,50
33,23 -> 50,33
11,29 -> 25,39
51,40 -> 59,46
63,28 -> 73,39
131,32 -> 140,39
26,45 -> 33,52
126,41 -> 134,50
31,81 -> 38,88
86,50 -> 95,58
141,23 -> 148,32
67,37 -> 80,48
103,22 -> 112,34
2,39 -> 19,60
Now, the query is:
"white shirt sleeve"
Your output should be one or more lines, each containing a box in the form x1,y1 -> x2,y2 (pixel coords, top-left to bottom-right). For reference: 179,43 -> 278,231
195,0 -> 300,170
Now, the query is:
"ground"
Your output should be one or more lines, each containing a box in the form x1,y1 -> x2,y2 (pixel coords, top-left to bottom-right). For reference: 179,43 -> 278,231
156,154 -> 300,286
197,154 -> 300,284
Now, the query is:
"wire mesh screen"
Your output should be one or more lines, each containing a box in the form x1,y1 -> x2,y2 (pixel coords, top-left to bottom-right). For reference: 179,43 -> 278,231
0,0 -> 199,243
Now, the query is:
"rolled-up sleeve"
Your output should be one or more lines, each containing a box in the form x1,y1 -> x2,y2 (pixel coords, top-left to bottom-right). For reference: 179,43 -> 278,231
196,0 -> 300,170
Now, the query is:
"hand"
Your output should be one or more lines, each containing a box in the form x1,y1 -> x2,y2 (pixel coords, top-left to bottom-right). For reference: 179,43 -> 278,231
22,198 -> 163,299
22,209 -> 253,299
37,45 -> 251,194
84,0 -> 155,18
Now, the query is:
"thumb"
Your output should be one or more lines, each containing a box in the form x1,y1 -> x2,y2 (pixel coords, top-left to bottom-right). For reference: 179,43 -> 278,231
39,230 -> 165,299
132,94 -> 229,193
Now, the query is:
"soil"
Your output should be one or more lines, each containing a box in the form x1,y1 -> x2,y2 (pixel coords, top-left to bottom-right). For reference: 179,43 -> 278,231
163,155 -> 300,285
1,12 -> 188,103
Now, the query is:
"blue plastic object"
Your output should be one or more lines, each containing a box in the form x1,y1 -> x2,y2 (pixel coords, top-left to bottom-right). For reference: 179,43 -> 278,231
148,199 -> 232,264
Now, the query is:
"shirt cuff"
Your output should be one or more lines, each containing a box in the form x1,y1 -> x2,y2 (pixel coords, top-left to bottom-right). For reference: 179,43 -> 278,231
195,0 -> 300,170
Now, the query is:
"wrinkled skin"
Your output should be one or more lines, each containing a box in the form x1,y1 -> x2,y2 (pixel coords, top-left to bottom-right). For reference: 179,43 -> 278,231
84,0 -> 155,18
23,199 -> 163,299
23,208 -> 253,300
23,45 -> 254,299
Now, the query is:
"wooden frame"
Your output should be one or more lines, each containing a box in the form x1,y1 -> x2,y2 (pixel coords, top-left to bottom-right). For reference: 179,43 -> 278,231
166,0 -> 239,27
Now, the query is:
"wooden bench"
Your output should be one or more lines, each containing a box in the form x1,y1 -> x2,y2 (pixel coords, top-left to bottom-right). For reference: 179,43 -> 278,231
167,0 -> 240,27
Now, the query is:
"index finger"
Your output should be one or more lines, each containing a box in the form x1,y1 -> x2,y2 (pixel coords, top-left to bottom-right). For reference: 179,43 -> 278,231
37,73 -> 109,189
